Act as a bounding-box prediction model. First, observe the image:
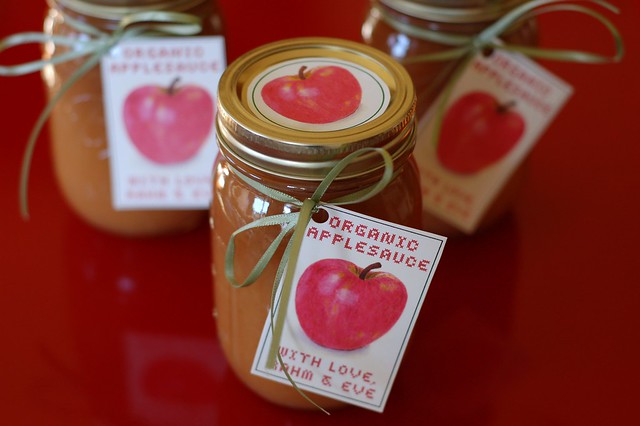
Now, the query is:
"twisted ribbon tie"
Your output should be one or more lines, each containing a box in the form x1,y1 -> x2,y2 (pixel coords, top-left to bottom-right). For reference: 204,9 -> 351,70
0,10 -> 203,218
224,147 -> 394,413
375,0 -> 624,144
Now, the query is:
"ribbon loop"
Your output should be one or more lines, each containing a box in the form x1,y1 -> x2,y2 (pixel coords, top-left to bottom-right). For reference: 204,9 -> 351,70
0,32 -> 101,76
225,216 -> 299,289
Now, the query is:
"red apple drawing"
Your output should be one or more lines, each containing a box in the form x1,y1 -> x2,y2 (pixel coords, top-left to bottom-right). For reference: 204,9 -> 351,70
261,65 -> 362,124
436,91 -> 525,174
295,259 -> 407,351
123,77 -> 214,164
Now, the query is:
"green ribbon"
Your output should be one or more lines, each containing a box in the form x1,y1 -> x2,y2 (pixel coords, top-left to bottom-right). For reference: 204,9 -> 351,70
0,10 -> 203,218
224,147 -> 394,413
376,0 -> 624,146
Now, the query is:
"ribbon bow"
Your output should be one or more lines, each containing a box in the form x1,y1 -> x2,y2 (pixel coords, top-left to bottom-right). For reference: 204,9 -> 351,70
376,0 -> 624,145
0,10 -> 203,217
224,147 -> 394,412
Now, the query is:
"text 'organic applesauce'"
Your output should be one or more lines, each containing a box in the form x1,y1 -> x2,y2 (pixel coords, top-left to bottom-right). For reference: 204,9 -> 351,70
211,37 -> 447,412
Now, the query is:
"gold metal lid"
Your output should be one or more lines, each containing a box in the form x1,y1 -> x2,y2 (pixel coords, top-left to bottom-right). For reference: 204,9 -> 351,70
379,0 -> 526,23
216,37 -> 416,181
54,0 -> 207,19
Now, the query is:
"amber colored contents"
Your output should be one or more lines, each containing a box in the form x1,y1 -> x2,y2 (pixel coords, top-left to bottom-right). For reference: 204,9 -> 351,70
363,1 -> 538,236
211,156 -> 422,409
42,1 -> 224,236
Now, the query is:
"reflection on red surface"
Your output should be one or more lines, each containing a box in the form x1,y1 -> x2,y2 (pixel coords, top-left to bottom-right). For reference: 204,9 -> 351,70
141,354 -> 217,404
62,218 -> 225,425
395,216 -> 522,425
128,334 -> 220,422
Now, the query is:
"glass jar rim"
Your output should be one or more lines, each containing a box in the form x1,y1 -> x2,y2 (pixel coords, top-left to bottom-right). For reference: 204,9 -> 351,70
378,0 -> 527,23
52,0 -> 207,19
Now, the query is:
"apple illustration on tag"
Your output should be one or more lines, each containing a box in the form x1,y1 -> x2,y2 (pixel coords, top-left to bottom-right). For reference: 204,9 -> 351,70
261,65 -> 362,124
123,77 -> 214,164
436,91 -> 525,174
295,258 -> 407,351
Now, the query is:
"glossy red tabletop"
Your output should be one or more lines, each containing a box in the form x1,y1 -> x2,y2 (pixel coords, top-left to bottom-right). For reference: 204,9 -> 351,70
1,1 -> 639,425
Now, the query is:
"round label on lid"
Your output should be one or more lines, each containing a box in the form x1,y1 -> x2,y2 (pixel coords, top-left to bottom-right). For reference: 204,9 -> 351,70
247,58 -> 391,132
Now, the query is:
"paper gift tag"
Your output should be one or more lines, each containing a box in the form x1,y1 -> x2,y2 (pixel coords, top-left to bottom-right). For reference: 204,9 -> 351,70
414,48 -> 573,233
101,36 -> 226,210
251,204 -> 447,412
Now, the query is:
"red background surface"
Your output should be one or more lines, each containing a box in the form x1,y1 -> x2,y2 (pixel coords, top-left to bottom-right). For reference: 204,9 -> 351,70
1,0 -> 639,425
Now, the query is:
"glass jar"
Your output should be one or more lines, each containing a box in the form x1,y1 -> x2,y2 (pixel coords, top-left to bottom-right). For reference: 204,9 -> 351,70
42,0 -> 224,236
362,0 -> 538,236
211,37 -> 421,409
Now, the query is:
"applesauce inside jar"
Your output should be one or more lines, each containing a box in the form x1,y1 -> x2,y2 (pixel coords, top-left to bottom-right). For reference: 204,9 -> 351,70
42,0 -> 225,236
362,0 -> 538,236
211,37 -> 422,409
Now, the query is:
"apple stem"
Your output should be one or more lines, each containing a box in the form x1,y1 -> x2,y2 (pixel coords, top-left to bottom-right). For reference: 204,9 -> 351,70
298,66 -> 308,80
359,262 -> 382,280
168,77 -> 181,95
497,100 -> 516,114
